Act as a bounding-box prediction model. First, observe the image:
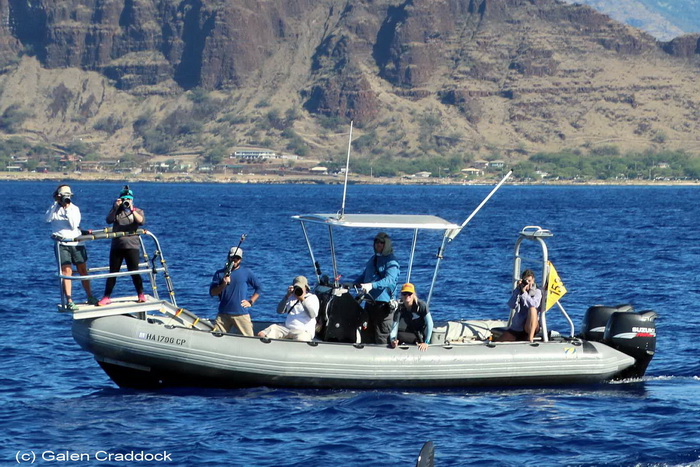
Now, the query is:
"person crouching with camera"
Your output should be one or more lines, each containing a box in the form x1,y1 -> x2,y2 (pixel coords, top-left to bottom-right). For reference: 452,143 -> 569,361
96,186 -> 146,306
45,184 -> 98,309
494,269 -> 542,342
257,276 -> 319,341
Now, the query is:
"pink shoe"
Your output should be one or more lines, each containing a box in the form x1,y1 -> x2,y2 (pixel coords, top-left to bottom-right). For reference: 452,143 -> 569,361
96,296 -> 111,306
137,293 -> 147,303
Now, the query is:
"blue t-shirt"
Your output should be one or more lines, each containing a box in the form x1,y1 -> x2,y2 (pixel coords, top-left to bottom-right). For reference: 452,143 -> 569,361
210,266 -> 262,316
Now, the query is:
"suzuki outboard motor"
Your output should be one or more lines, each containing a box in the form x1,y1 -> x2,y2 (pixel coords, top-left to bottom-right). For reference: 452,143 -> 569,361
581,304 -> 633,341
604,310 -> 657,379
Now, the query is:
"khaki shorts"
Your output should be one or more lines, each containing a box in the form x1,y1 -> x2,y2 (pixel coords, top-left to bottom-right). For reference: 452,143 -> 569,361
214,313 -> 253,336
57,245 -> 88,266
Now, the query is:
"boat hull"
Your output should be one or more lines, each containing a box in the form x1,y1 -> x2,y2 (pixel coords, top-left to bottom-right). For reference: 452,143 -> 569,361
73,314 -> 637,389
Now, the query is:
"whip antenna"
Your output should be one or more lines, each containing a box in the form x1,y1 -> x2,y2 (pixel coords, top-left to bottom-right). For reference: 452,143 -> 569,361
339,121 -> 353,219
447,170 -> 512,242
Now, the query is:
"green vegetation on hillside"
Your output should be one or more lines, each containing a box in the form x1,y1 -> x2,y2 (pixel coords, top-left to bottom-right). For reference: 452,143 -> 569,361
0,137 -> 51,171
2,130 -> 699,182
515,149 -> 700,181
338,145 -> 699,181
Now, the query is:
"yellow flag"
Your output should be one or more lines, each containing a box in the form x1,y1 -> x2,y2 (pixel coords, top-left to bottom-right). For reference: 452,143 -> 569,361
545,261 -> 567,311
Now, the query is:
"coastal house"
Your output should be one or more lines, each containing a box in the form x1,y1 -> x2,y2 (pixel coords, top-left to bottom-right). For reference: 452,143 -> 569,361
233,150 -> 276,162
461,167 -> 484,177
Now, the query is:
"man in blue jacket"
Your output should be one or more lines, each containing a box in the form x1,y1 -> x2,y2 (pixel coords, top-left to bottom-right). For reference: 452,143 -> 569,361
356,232 -> 400,344
210,246 -> 262,336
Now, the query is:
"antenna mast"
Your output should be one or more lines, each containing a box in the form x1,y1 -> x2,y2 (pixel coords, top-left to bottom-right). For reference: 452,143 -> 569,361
339,121 -> 353,218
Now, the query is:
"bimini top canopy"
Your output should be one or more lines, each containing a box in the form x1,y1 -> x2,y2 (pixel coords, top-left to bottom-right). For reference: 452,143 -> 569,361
292,213 -> 460,231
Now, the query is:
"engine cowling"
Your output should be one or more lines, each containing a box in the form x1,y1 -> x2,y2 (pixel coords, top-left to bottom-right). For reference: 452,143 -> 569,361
581,304 -> 632,342
604,310 -> 657,378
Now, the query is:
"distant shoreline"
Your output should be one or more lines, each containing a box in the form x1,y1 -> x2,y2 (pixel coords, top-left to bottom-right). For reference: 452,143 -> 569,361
1,171 -> 699,186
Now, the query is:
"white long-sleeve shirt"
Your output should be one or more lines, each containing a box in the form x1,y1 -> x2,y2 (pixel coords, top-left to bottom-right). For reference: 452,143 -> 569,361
45,202 -> 82,246
277,293 -> 319,337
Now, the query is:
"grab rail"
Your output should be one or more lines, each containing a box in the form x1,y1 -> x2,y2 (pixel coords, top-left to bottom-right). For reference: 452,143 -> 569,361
53,229 -> 177,310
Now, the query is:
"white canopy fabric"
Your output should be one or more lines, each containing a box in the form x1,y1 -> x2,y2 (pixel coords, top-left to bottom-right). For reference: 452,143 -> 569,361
292,213 -> 460,231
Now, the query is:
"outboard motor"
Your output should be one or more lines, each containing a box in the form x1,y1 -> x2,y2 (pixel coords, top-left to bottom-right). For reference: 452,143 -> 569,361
604,310 -> 657,379
581,304 -> 633,342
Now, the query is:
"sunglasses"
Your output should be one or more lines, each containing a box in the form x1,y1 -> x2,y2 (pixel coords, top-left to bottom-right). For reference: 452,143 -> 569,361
401,292 -> 413,296
374,239 -> 385,244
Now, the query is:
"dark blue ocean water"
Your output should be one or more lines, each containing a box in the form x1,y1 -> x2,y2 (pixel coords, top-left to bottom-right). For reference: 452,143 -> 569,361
1,181 -> 699,466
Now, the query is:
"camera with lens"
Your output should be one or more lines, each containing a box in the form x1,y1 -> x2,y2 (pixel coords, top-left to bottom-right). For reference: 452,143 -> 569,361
59,194 -> 71,205
121,199 -> 131,209
293,286 -> 304,297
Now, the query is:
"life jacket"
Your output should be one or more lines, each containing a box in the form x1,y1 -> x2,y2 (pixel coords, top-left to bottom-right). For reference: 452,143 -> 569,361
396,302 -> 427,344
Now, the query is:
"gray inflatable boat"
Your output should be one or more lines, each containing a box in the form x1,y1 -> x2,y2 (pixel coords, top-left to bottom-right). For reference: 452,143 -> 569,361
58,175 -> 657,389
70,309 -> 651,389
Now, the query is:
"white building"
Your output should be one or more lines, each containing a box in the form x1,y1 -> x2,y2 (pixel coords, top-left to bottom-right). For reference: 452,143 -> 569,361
461,168 -> 484,177
233,150 -> 277,161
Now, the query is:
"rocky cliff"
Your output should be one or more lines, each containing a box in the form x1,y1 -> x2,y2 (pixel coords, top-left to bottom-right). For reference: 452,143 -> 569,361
1,0 -> 700,161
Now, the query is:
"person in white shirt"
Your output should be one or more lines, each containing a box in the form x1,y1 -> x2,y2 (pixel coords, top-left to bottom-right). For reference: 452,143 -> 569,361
257,276 -> 319,341
45,184 -> 97,309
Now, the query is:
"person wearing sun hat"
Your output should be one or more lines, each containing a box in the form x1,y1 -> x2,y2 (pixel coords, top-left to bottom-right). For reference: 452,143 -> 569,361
210,245 -> 262,336
96,185 -> 146,306
355,232 -> 400,344
389,283 -> 433,351
257,275 -> 319,341
45,184 -> 98,309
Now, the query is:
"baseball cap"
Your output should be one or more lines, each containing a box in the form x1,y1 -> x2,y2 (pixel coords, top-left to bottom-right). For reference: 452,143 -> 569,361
292,275 -> 309,290
228,247 -> 243,259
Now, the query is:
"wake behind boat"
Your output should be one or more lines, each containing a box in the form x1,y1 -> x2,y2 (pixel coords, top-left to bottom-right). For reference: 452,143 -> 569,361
59,183 -> 657,390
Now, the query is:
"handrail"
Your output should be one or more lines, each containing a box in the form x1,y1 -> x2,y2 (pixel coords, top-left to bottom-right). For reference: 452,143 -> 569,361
87,262 -> 150,273
511,226 -> 575,341
58,267 -> 166,282
57,227 -> 148,243
53,229 -> 177,310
